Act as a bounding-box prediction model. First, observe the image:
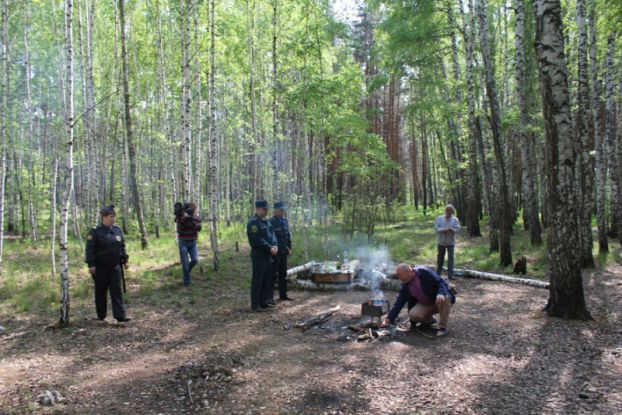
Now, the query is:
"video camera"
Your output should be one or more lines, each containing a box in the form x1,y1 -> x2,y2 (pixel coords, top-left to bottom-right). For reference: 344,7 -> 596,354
174,202 -> 194,221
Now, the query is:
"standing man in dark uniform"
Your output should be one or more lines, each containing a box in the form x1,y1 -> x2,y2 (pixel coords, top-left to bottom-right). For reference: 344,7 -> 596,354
270,201 -> 293,301
247,200 -> 278,312
85,205 -> 131,323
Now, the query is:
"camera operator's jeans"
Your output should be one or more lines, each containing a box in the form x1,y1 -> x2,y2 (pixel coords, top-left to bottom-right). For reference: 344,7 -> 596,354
178,238 -> 198,285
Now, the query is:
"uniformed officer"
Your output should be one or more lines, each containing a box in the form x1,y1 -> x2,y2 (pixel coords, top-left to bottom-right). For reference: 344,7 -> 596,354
247,200 -> 278,312
85,205 -> 131,322
270,201 -> 293,301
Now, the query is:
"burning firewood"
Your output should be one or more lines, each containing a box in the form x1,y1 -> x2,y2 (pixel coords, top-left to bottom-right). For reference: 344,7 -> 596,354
294,305 -> 341,331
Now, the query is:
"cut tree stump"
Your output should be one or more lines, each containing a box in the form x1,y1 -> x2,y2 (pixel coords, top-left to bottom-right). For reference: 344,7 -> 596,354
294,305 -> 341,331
457,269 -> 549,289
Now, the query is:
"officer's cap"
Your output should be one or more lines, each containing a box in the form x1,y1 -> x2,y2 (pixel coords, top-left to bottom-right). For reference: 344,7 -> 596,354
255,200 -> 269,209
100,204 -> 116,215
274,201 -> 287,209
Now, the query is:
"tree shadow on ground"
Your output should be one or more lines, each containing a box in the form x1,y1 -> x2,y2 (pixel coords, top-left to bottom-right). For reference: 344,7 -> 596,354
472,266 -> 622,414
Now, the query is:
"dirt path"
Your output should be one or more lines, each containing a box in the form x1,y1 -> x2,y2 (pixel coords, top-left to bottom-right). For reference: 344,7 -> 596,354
1,263 -> 621,414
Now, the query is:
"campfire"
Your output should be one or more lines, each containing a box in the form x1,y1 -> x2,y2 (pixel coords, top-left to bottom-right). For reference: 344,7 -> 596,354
290,247 -> 399,342
361,299 -> 390,323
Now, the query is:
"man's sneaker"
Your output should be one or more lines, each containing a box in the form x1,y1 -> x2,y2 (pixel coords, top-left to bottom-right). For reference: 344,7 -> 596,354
396,321 -> 413,332
436,327 -> 449,337
417,318 -> 438,329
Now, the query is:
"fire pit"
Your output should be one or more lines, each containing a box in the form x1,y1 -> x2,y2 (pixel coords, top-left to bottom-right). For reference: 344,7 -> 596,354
361,299 -> 390,318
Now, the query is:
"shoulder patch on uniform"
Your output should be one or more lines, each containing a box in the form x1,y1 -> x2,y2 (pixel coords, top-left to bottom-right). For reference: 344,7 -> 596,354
87,234 -> 92,240
251,225 -> 258,233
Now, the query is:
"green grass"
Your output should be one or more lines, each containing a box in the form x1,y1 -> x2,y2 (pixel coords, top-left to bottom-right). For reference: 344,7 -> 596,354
1,210 -> 620,319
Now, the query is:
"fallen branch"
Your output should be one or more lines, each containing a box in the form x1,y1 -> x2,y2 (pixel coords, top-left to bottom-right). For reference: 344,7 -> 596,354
458,269 -> 549,289
187,380 -> 193,404
286,261 -> 317,279
294,305 -> 341,331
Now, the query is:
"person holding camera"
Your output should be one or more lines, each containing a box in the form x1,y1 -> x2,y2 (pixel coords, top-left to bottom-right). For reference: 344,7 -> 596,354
247,200 -> 278,312
85,204 -> 131,323
175,202 -> 202,286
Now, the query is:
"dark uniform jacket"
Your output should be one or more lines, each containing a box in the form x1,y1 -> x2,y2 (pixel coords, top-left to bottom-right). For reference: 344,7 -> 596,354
270,216 -> 291,253
247,214 -> 277,255
85,224 -> 129,269
387,266 -> 456,323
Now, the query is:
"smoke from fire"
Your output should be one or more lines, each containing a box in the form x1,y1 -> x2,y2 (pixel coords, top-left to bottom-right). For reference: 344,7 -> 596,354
355,245 -> 394,300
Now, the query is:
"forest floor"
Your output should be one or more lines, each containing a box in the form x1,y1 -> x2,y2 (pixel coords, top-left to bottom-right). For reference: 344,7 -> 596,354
1,218 -> 621,414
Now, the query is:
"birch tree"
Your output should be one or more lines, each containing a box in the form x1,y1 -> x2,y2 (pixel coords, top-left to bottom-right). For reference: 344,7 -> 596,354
533,0 -> 590,319
450,1 -> 480,237
515,0 -> 542,247
476,0 -> 512,266
207,0 -> 220,270
0,0 -> 7,270
605,35 -> 621,242
575,0 -> 594,266
180,0 -> 192,201
589,0 -> 607,252
23,1 -> 38,243
118,0 -> 148,249
59,0 -> 75,326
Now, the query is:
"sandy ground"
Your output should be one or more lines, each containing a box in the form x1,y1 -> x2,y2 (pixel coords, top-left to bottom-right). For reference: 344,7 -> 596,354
1,262 -> 621,414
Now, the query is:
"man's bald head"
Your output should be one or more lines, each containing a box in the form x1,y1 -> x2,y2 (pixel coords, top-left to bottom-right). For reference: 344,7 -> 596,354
395,263 -> 415,283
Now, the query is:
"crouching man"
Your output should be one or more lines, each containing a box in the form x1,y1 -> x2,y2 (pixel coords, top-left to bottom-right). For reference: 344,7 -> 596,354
382,263 -> 456,337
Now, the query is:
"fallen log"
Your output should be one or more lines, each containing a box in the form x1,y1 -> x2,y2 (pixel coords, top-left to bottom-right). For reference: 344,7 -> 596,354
290,279 -> 352,291
286,261 -> 317,279
457,269 -> 549,289
290,278 -> 401,292
294,305 -> 341,331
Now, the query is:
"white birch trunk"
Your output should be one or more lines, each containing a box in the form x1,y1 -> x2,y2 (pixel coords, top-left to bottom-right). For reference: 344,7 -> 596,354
59,0 -> 75,326
85,0 -> 97,224
118,0 -> 148,248
207,0 -> 220,270
23,1 -> 38,244
50,160 -> 58,275
605,35 -> 621,240
193,0 -> 201,206
476,0 -> 512,266
533,0 -> 590,319
151,0 -> 176,215
0,0 -> 6,268
589,0 -> 607,252
616,58 -> 622,246
460,269 -> 549,289
575,0 -> 594,267
515,0 -> 543,247
247,0 -> 259,203
459,0 -> 484,237
181,0 -> 192,201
